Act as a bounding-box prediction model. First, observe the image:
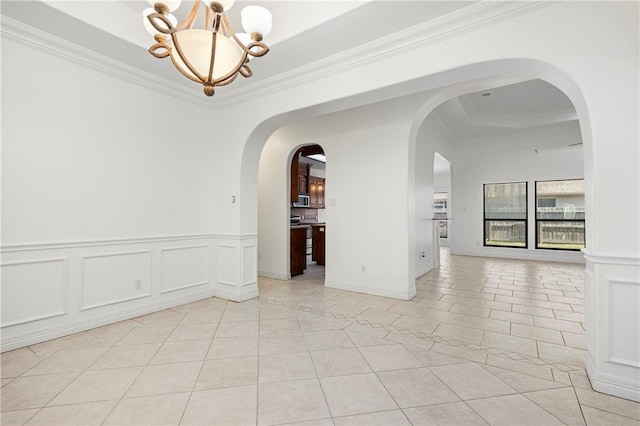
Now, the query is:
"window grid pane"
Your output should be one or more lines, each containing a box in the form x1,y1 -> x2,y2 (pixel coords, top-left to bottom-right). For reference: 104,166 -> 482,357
535,179 -> 585,251
484,182 -> 527,220
537,220 -> 585,250
484,182 -> 527,248
485,220 -> 527,247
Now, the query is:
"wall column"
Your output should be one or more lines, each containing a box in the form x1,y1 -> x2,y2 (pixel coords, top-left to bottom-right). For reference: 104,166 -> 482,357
214,235 -> 259,302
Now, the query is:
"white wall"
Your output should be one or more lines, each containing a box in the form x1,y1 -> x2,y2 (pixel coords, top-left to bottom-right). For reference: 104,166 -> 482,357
414,117 -> 456,276
434,163 -> 451,194
1,40 -> 217,244
0,34 -> 224,350
258,94 -> 432,299
450,127 -> 585,263
257,127 -> 297,280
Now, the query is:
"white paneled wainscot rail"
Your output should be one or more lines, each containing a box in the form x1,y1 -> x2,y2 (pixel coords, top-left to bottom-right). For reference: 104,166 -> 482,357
0,234 -> 258,352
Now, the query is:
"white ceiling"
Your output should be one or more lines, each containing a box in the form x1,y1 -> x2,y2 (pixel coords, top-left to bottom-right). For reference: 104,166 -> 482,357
1,1 -> 475,92
431,79 -> 581,147
2,1 -> 582,146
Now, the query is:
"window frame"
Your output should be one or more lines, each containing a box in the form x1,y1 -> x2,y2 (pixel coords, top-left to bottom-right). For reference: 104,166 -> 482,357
535,179 -> 586,251
483,181 -> 528,249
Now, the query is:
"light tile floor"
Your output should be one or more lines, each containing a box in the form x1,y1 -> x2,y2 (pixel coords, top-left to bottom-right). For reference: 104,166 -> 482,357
2,249 -> 639,425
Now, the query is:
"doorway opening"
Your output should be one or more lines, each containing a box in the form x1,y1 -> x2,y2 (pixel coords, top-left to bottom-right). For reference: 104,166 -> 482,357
432,153 -> 452,269
290,144 -> 326,282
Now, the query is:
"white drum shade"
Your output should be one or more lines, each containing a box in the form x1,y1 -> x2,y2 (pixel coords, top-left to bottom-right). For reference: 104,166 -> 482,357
171,29 -> 244,80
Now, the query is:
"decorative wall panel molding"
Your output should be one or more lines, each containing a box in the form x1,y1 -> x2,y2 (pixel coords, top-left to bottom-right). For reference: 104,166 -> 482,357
607,278 -> 640,368
80,250 -> 152,311
160,245 -> 210,294
585,258 -> 640,402
0,235 -> 218,352
1,233 -> 217,253
215,236 -> 259,302
1,258 -> 68,327
582,250 -> 640,266
216,243 -> 238,287
242,244 -> 257,287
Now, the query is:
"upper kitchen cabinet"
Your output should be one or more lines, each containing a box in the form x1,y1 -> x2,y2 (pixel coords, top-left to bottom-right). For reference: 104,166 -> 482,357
309,176 -> 325,208
291,145 -> 325,204
298,164 -> 310,195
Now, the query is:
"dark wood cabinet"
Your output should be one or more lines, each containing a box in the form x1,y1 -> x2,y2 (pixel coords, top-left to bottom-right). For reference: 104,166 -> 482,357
291,151 -> 310,201
291,152 -> 299,203
308,176 -> 325,208
298,164 -> 309,195
312,224 -> 325,265
290,226 -> 308,276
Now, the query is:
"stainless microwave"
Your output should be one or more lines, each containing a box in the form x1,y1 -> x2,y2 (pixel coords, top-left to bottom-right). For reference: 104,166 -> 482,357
293,194 -> 309,207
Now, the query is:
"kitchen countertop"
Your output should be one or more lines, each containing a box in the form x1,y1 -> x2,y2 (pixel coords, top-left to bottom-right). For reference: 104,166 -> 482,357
290,224 -> 311,229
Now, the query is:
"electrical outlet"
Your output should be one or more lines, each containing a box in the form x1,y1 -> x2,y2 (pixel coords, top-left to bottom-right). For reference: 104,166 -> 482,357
421,251 -> 426,258
135,280 -> 142,290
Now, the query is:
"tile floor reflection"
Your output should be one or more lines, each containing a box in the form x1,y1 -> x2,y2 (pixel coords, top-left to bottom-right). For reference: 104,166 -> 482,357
2,249 -> 639,425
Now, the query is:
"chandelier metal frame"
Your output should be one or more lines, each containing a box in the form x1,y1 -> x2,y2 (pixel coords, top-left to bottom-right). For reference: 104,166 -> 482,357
146,0 -> 270,96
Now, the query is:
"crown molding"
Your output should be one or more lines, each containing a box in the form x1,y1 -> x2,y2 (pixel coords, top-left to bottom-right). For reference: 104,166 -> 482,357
0,16 -> 215,110
457,95 -> 578,129
2,1 -> 554,111
456,121 -> 583,148
209,1 -> 554,109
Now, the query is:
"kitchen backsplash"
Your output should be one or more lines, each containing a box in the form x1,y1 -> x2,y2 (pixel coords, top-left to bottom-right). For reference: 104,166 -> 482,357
291,207 -> 322,223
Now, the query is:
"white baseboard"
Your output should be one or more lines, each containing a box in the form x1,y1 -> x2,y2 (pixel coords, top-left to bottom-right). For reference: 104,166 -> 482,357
415,264 -> 434,279
0,288 -> 214,352
451,247 -> 585,263
215,284 -> 259,303
325,279 -> 416,301
586,355 -> 640,402
258,270 -> 290,280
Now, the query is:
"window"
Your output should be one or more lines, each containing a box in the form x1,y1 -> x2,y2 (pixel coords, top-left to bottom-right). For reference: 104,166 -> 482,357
433,192 -> 448,238
536,179 -> 585,250
484,182 -> 527,248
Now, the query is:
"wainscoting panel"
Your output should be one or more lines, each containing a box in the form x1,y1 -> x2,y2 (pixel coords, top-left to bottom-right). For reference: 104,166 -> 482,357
214,235 -> 258,302
0,235 -> 217,352
608,278 -> 640,368
161,245 -> 210,294
80,251 -> 152,311
242,244 -> 257,287
584,251 -> 640,402
1,258 -> 68,327
216,243 -> 238,286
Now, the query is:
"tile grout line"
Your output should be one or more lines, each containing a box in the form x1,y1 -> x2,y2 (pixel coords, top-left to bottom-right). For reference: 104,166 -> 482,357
260,295 -> 588,381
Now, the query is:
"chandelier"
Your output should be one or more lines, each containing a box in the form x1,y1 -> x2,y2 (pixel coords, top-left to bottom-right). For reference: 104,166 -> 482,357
143,0 -> 272,96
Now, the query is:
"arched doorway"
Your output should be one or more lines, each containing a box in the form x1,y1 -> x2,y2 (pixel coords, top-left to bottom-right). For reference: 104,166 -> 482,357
290,144 -> 327,280
242,56 -> 636,401
432,153 -> 452,268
